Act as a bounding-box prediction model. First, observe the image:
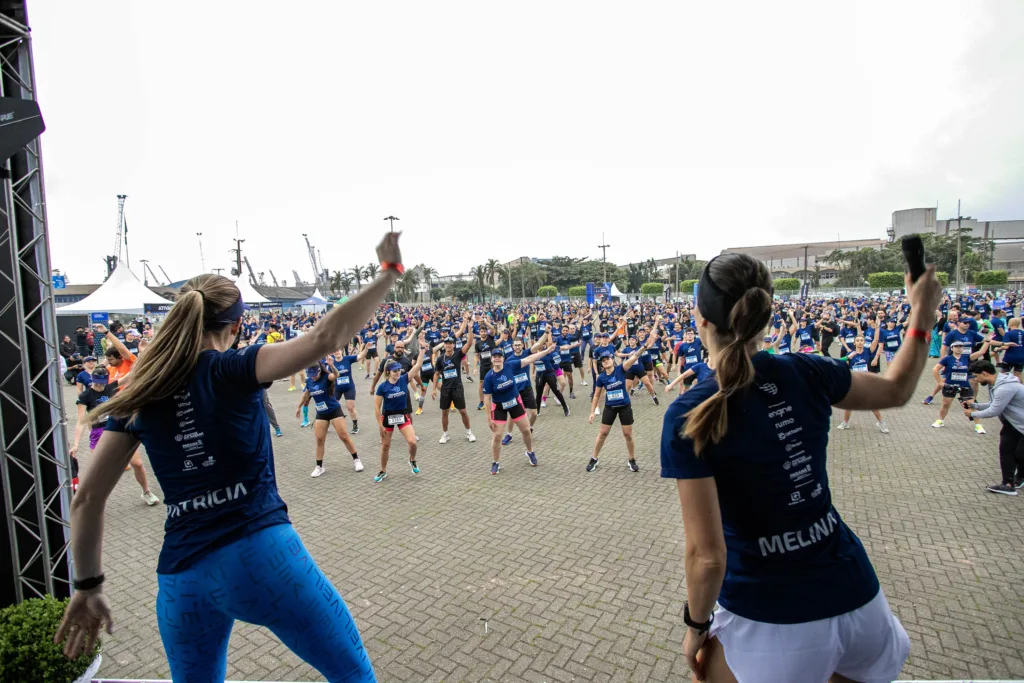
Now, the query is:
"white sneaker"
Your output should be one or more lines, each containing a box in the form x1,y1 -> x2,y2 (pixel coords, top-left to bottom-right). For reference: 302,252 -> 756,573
353,458 -> 364,472
467,430 -> 477,442
581,380 -> 588,386
141,490 -> 160,506
439,432 -> 450,444
541,400 -> 547,408
836,421 -> 850,430
877,421 -> 889,434
975,423 -> 987,434
931,419 -> 944,428
311,465 -> 325,478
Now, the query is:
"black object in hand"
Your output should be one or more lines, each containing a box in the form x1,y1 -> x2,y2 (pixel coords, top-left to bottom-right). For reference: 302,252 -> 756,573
901,235 -> 926,283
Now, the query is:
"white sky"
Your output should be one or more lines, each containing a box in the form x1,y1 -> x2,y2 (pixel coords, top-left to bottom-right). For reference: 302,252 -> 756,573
30,0 -> 1024,284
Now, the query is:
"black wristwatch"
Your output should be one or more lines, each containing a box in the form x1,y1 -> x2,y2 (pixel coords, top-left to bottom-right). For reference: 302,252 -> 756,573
683,601 -> 713,634
73,573 -> 105,591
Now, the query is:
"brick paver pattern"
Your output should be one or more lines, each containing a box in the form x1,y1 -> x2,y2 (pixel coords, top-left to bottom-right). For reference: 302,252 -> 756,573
66,356 -> 1024,681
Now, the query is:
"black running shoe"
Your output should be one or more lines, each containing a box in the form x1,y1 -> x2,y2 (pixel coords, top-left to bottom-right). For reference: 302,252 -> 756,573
628,459 -> 639,472
653,396 -> 660,406
986,483 -> 1018,496
466,376 -> 474,383
586,457 -> 599,472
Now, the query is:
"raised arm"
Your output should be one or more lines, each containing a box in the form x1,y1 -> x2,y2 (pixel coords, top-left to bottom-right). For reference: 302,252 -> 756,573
520,343 -> 556,366
836,268 -> 942,411
255,233 -> 401,384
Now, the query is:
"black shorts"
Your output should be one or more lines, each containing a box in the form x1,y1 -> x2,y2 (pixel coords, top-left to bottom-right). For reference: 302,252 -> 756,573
559,362 -> 574,373
518,385 -> 537,410
642,360 -> 654,372
683,375 -> 695,388
570,353 -> 583,369
382,412 -> 412,432
479,365 -> 493,380
626,367 -> 647,380
999,362 -> 1024,373
601,405 -> 634,426
334,385 -> 356,402
868,362 -> 880,374
421,370 -> 435,383
315,406 -> 345,422
941,384 -> 974,400
491,396 -> 527,423
440,384 -> 466,410
365,348 -> 378,359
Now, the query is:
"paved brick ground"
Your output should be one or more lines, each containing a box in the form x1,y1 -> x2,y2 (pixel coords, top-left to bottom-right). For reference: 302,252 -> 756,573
65,355 -> 1024,681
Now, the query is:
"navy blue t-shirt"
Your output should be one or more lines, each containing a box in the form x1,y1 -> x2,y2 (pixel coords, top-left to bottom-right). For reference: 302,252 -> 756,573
482,357 -> 524,408
660,352 -> 879,624
106,346 -> 289,574
376,373 -> 411,415
596,365 -> 630,407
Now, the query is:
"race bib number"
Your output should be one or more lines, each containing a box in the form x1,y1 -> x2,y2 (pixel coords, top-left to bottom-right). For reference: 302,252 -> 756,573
553,354 -> 562,364
606,389 -> 624,402
685,355 -> 698,365
852,364 -> 868,373
422,362 -> 432,372
951,372 -> 968,382
514,372 -> 529,385
315,401 -> 328,411
443,368 -> 458,379
582,331 -> 591,338
501,398 -> 518,409
535,361 -> 545,369
387,413 -> 406,426
336,375 -> 351,386
480,351 -> 491,359
367,342 -> 375,349
886,339 -> 899,348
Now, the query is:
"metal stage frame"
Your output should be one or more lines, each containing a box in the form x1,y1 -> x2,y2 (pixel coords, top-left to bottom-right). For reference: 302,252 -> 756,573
0,0 -> 73,607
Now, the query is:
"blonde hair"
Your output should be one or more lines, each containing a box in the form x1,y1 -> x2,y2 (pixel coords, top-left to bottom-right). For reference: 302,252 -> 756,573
92,274 -> 240,424
1010,317 -> 1021,330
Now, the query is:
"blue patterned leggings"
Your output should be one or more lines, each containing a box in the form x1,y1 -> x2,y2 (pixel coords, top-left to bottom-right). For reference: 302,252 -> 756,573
156,523 -> 375,682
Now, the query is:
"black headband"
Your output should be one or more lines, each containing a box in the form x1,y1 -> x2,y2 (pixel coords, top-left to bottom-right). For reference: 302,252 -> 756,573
205,291 -> 245,326
697,256 -> 773,332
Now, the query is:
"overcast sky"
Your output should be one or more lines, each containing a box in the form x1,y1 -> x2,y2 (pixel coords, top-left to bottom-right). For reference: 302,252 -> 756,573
31,1 -> 1024,285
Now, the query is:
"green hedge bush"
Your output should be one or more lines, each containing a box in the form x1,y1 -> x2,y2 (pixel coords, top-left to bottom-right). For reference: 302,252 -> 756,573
537,285 -> 558,298
936,271 -> 949,286
867,272 -> 905,289
567,286 -> 586,297
640,282 -> 663,295
774,277 -> 801,291
974,270 -> 1008,286
680,279 -> 698,292
0,596 -> 100,683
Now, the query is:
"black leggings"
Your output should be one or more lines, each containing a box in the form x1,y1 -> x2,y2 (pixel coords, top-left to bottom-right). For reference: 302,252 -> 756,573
535,372 -> 568,415
998,418 -> 1024,484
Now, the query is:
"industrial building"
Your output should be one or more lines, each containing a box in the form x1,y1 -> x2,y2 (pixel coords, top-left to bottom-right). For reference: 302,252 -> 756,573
719,238 -> 887,283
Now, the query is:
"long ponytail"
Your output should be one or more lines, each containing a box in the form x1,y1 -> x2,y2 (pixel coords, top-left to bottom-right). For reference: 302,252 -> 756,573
93,274 -> 240,425
684,256 -> 773,455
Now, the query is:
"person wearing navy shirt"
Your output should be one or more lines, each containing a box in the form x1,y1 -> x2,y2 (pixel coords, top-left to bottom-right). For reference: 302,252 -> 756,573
836,333 -> 888,432
75,355 -> 98,395
482,343 -> 553,474
533,329 -> 571,417
999,318 -> 1024,378
658,253 -> 941,682
666,360 -> 715,394
618,334 -> 660,405
587,326 -> 658,473
296,361 -> 361,477
372,340 -> 425,482
57,234 -> 404,681
931,340 -> 991,432
330,351 -> 361,433
431,312 -> 477,444
942,317 -> 984,357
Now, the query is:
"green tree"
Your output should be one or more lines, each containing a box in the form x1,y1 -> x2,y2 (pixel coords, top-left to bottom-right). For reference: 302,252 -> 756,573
485,258 -> 501,287
680,279 -> 699,293
568,286 -> 586,297
640,282 -> 664,296
538,285 -> 558,298
445,280 -> 482,302
339,272 -> 354,295
936,271 -> 949,286
774,277 -> 801,291
365,263 -> 380,279
350,265 -> 366,290
470,265 -> 488,299
395,270 -> 420,301
329,270 -> 343,295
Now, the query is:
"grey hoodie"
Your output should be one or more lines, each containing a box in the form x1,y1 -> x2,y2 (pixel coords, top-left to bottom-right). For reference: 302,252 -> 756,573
971,372 -> 1024,431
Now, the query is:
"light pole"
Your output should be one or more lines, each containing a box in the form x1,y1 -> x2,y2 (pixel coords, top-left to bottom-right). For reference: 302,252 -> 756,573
196,232 -> 206,273
140,259 -> 149,286
384,215 -> 399,232
597,233 -> 611,283
954,199 -> 962,294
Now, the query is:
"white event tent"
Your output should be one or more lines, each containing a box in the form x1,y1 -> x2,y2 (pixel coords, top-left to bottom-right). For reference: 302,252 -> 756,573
56,264 -> 175,316
234,277 -> 272,306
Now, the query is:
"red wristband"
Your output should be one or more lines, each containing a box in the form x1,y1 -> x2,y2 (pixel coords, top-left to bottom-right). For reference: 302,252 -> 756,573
906,328 -> 930,343
380,262 -> 405,275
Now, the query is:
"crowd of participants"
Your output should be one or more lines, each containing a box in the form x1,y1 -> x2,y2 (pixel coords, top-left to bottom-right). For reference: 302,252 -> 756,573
185,284 -> 1024,492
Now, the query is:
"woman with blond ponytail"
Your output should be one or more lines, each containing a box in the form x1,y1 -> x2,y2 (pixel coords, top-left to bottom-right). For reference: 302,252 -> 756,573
55,233 -> 404,682
660,253 -> 943,683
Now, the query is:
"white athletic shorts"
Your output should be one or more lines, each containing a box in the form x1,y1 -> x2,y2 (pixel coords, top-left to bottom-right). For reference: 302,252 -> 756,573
709,589 -> 910,683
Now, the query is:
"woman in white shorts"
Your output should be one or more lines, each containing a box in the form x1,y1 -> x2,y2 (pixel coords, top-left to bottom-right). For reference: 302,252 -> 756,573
660,253 -> 942,682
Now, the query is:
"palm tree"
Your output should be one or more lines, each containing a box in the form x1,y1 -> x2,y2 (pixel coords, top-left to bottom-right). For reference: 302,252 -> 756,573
350,265 -> 365,291
485,258 -> 501,287
470,265 -> 487,302
366,263 -> 380,279
397,270 -> 420,301
417,264 -> 439,303
330,270 -> 343,295
339,272 -> 354,295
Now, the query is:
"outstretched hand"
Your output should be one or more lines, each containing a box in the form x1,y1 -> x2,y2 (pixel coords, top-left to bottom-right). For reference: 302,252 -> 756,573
54,589 -> 114,659
376,232 -> 403,267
